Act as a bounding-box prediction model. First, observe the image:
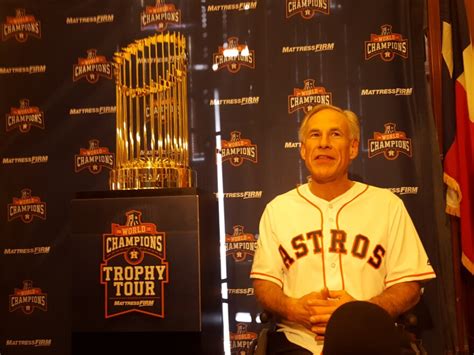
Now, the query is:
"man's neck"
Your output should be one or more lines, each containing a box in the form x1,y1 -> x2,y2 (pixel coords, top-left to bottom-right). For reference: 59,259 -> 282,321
308,178 -> 355,201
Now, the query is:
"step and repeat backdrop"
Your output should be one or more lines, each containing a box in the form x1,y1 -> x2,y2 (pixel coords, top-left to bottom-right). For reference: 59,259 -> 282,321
0,0 -> 456,354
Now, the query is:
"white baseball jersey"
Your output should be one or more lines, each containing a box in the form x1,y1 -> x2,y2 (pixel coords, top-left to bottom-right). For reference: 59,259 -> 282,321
250,182 -> 436,354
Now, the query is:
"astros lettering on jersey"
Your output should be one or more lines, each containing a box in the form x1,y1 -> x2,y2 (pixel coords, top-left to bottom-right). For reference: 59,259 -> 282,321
250,182 -> 435,354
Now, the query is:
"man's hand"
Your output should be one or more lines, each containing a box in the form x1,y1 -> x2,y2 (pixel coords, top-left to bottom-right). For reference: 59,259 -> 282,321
307,289 -> 355,340
253,279 -> 330,332
253,280 -> 356,340
285,289 -> 330,330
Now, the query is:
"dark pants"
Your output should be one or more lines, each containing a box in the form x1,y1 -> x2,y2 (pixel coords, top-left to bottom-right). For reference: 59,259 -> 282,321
266,331 -> 313,355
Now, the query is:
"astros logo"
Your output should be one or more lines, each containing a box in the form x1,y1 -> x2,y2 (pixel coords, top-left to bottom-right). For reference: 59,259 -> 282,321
9,280 -> 47,315
220,131 -> 258,167
101,210 -> 169,318
75,139 -> 114,174
230,323 -> 258,354
226,225 -> 257,262
286,0 -> 329,19
73,49 -> 113,83
288,79 -> 332,114
8,189 -> 46,223
140,0 -> 181,32
365,25 -> 408,62
368,123 -> 412,160
6,99 -> 45,133
1,9 -> 41,42
212,37 -> 255,73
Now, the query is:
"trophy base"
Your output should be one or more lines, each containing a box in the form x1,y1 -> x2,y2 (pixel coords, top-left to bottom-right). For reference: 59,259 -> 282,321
109,167 -> 195,190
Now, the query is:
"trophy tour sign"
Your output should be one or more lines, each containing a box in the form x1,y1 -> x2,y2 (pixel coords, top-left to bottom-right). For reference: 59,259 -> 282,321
100,210 -> 169,318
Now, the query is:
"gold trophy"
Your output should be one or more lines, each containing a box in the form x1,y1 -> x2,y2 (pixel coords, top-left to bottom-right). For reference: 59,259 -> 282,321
110,32 -> 194,189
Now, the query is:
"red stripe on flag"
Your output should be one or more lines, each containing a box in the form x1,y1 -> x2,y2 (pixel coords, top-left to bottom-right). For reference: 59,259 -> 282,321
444,79 -> 474,272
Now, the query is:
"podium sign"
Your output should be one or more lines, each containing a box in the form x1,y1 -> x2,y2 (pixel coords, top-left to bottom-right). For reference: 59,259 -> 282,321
70,190 -> 203,332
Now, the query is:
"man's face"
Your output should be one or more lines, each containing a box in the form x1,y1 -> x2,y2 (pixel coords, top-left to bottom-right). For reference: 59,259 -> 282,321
300,109 -> 359,184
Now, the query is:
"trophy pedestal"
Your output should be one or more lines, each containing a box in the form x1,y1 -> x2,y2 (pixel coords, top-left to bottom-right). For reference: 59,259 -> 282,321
70,188 -> 222,354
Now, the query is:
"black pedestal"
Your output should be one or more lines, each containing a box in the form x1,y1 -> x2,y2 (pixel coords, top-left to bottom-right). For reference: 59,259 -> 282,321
70,188 -> 223,354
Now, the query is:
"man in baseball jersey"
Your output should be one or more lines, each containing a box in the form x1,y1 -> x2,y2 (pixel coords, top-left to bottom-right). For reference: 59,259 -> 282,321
250,104 -> 436,354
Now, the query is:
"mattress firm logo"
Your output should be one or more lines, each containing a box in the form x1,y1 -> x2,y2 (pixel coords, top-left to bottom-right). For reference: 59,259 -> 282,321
8,189 -> 46,223
101,210 -> 169,318
73,49 -> 113,83
214,191 -> 263,199
282,42 -> 335,54
9,280 -> 47,315
226,225 -> 257,262
2,9 -> 41,42
4,246 -> 51,255
288,79 -> 332,114
368,123 -> 412,160
284,141 -> 301,149
209,96 -> 259,106
2,155 -> 48,165
0,65 -> 46,75
220,131 -> 257,167
69,105 -> 116,115
207,2 -> 257,12
75,139 -> 114,174
387,186 -> 419,195
5,339 -> 52,347
230,323 -> 258,354
141,0 -> 181,31
365,25 -> 408,62
360,87 -> 413,96
6,99 -> 44,133
286,0 -> 329,19
66,14 -> 114,25
228,287 -> 254,296
213,37 -> 255,73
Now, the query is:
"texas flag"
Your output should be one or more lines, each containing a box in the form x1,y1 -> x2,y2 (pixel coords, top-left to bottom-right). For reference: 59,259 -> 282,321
441,0 -> 474,273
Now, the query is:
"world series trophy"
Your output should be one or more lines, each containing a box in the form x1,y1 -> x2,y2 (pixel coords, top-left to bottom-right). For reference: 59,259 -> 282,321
72,33 -> 222,354
110,32 -> 194,189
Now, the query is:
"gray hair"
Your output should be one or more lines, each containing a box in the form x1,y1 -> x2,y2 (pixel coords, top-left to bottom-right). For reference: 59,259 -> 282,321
298,104 -> 360,142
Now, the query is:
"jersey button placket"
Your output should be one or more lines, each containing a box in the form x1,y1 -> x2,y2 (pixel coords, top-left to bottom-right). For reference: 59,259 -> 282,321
325,205 -> 339,287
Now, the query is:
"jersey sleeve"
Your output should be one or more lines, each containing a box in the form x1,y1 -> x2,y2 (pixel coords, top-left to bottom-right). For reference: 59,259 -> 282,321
250,203 -> 285,288
384,197 -> 436,287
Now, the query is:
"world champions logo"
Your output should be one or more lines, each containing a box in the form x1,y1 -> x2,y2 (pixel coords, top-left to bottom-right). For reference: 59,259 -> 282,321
288,79 -> 332,114
2,9 -> 41,42
8,189 -> 46,223
6,99 -> 45,133
220,131 -> 258,167
226,225 -> 257,262
368,123 -> 412,160
365,25 -> 408,62
141,0 -> 181,31
9,280 -> 47,315
100,210 -> 169,318
230,323 -> 258,354
212,37 -> 255,73
73,49 -> 113,83
74,139 -> 114,174
286,0 -> 329,19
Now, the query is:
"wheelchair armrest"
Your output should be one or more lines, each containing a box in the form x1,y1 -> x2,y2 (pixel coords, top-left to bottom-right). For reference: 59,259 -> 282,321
248,311 -> 277,355
258,310 -> 275,324
396,311 -> 418,333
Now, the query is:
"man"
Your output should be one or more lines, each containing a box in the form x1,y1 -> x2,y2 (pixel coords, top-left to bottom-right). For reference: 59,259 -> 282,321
250,104 -> 436,354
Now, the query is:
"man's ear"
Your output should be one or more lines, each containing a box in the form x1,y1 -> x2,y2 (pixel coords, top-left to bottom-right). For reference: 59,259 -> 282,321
349,139 -> 359,160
